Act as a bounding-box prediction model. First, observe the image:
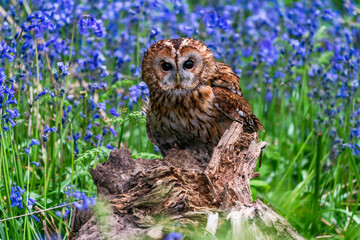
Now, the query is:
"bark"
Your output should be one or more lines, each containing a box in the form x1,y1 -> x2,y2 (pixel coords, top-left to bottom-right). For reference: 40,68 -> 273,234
70,122 -> 304,240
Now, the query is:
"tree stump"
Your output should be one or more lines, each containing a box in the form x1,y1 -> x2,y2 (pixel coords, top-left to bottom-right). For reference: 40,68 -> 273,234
70,122 -> 304,240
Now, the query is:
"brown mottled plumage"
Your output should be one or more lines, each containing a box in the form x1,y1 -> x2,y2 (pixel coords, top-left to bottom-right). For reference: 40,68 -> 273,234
142,38 -> 264,159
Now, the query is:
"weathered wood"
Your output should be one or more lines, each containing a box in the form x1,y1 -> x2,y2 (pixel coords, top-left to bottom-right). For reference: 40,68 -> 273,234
71,122 -> 304,240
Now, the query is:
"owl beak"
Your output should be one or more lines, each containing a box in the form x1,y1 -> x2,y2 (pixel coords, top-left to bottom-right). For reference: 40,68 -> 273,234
176,73 -> 181,84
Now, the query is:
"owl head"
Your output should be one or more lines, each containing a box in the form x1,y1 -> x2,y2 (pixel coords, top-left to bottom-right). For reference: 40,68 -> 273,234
142,38 -> 217,93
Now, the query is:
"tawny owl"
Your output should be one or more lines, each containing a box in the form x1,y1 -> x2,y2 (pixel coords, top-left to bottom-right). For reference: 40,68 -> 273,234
142,38 -> 264,160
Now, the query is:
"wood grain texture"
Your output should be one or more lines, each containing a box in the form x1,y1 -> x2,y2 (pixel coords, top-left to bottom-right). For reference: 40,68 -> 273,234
71,122 -> 303,240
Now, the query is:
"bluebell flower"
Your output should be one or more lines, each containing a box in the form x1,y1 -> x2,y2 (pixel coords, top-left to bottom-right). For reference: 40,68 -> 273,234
44,126 -> 56,134
98,102 -> 106,110
105,143 -> 115,150
351,125 -> 360,140
150,27 -> 161,38
31,215 -> 40,222
257,39 -> 279,65
10,185 -> 25,209
73,196 -> 95,211
57,62 -> 70,76
84,130 -> 93,141
29,139 -> 40,147
113,72 -> 123,81
66,187 -> 80,198
65,186 -> 96,211
94,134 -> 103,145
348,144 -> 360,156
51,0 -> 75,27
308,64 -> 322,77
99,82 -> 107,89
265,89 -> 273,102
177,23 -> 195,37
24,148 -> 30,155
109,107 -> 119,117
138,81 -> 149,96
130,65 -> 141,78
5,98 -> 17,107
99,65 -> 109,78
109,127 -> 116,136
67,95 -> 75,102
34,88 -> 49,101
25,11 -> 55,38
127,85 -> 141,107
0,41 -> 16,62
63,105 -> 73,123
6,108 -> 20,119
42,134 -> 49,142
56,208 -> 71,219
6,118 -> 16,127
202,11 -> 230,35
4,85 -> 15,96
78,15 -> 106,38
164,232 -> 182,240
242,47 -> 252,58
126,81 -> 149,109
28,197 -> 36,206
30,162 -> 40,167
0,69 -> 6,83
73,132 -> 81,154
10,184 -> 36,211
154,146 -> 160,153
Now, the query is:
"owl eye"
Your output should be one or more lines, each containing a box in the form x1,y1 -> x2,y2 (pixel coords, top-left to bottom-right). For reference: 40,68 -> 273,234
161,62 -> 172,71
183,60 -> 194,69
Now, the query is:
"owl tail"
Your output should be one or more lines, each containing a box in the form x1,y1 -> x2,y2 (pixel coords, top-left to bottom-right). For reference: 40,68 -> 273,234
243,114 -> 265,133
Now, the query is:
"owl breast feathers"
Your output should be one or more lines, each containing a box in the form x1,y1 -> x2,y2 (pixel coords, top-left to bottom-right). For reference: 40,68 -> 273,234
142,38 -> 264,159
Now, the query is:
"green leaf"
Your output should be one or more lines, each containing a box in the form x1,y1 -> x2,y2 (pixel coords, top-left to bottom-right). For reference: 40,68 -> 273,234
105,111 -> 145,124
75,146 -> 111,164
317,51 -> 334,65
132,152 -> 162,159
250,180 -> 271,191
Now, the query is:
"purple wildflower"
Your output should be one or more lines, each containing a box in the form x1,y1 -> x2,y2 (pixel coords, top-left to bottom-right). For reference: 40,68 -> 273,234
29,139 -> 40,147
30,162 -> 40,167
10,185 -> 25,209
109,107 -> 119,117
57,62 -> 70,76
164,232 -> 182,240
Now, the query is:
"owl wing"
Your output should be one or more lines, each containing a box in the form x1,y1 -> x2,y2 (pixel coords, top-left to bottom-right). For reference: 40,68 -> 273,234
146,115 -> 158,147
212,62 -> 264,132
144,102 -> 170,156
212,62 -> 243,96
